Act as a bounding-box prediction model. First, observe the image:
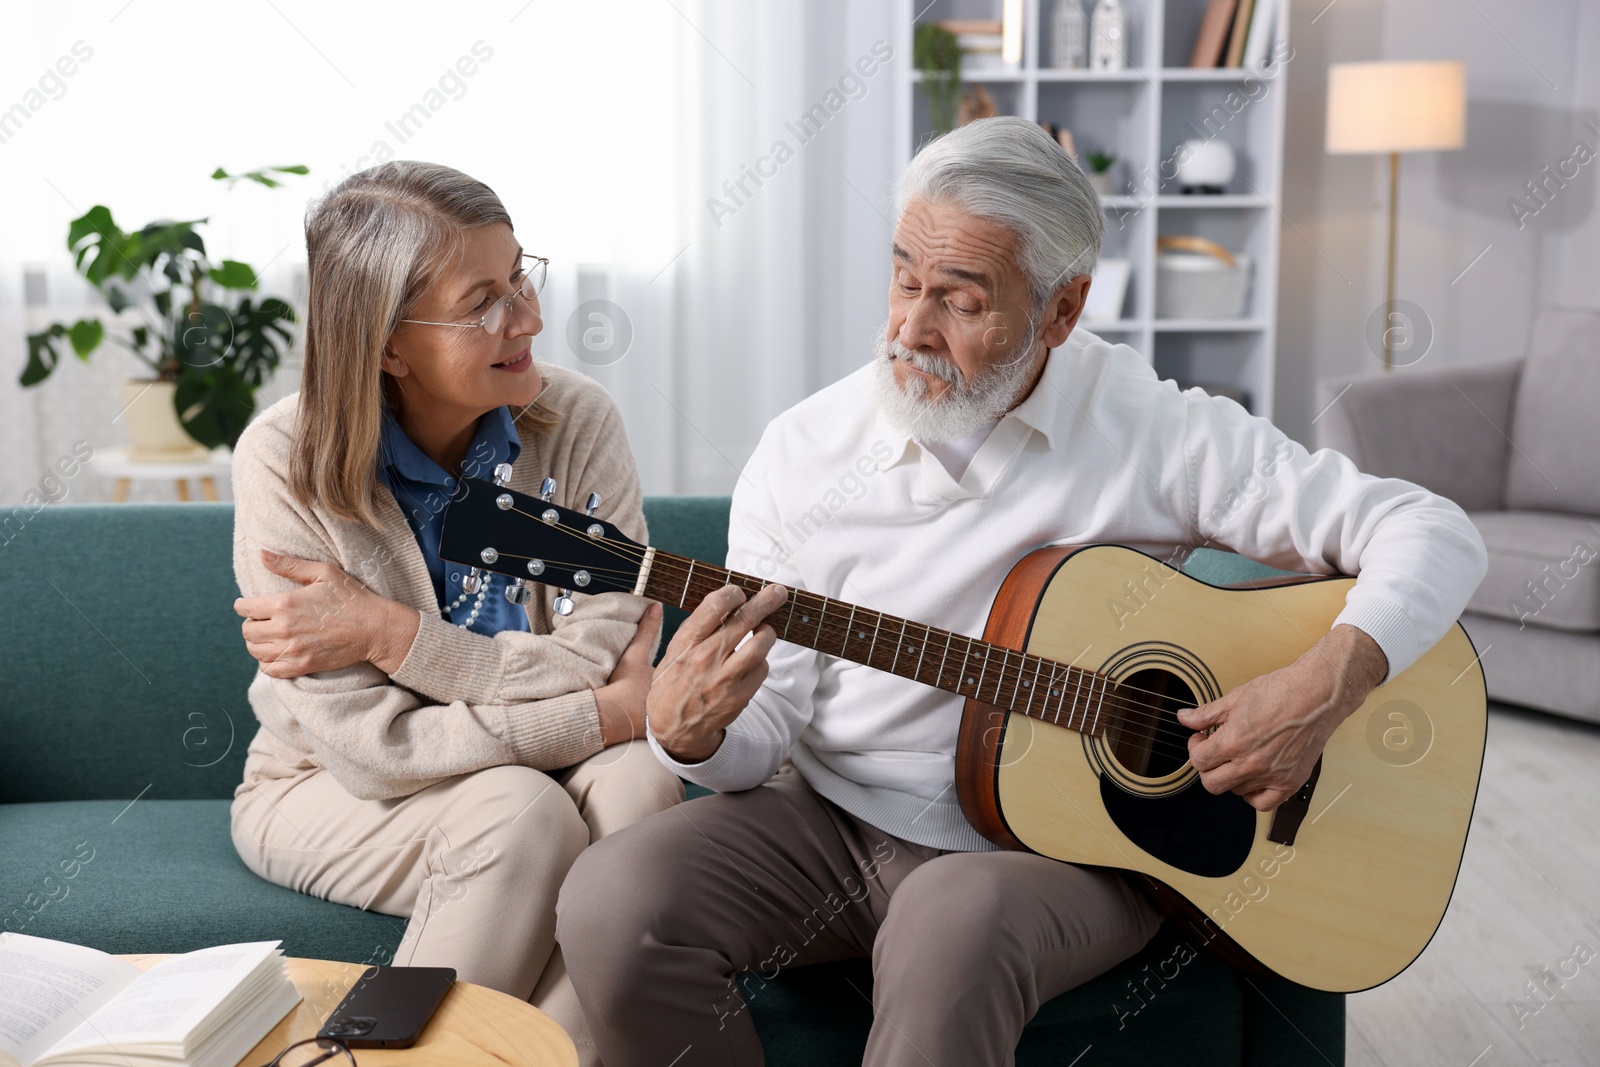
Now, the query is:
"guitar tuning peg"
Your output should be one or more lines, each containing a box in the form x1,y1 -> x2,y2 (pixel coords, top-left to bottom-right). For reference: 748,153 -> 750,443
584,492 -> 602,516
505,578 -> 533,606
463,567 -> 484,594
539,477 -> 557,502
553,589 -> 575,616
492,462 -> 514,488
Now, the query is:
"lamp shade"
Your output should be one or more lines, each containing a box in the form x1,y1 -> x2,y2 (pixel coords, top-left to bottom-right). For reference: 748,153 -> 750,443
1325,61 -> 1466,154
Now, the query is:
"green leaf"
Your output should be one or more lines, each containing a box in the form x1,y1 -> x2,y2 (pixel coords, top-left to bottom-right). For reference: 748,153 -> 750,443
21,324 -> 68,386
210,167 -> 230,180
67,206 -> 116,253
172,302 -> 234,371
209,260 -> 258,289
153,290 -> 173,319
105,284 -> 132,313
273,164 -> 310,175
175,365 -> 255,449
68,206 -> 142,286
67,318 -> 105,358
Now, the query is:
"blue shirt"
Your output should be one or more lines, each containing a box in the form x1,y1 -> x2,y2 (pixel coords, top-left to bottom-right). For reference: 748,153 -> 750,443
376,405 -> 532,637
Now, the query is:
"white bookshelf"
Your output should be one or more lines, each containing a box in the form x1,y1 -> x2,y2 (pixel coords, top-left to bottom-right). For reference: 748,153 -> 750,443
893,0 -> 1289,418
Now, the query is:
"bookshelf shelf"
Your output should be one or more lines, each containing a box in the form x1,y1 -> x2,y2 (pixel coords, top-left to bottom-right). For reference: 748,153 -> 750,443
895,0 -> 1289,417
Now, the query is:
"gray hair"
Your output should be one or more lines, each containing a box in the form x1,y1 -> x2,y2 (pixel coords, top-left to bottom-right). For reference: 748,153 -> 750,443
895,116 -> 1103,312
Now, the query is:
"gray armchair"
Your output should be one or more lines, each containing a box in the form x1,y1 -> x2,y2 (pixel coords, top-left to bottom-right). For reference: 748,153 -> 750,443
1315,305 -> 1600,725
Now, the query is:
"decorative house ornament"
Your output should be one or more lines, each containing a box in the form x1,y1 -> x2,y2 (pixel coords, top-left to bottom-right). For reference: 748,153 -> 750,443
1051,0 -> 1087,70
1090,0 -> 1127,72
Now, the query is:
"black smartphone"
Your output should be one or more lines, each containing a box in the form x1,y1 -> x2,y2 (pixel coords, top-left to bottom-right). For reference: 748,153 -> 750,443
316,966 -> 456,1048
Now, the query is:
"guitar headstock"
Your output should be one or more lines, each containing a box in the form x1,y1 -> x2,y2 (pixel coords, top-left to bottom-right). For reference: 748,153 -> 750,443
439,476 -> 646,597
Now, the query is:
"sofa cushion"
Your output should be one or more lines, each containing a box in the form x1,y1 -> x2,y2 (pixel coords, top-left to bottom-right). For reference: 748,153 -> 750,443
1465,511 -> 1600,632
0,504 -> 253,804
0,799 -> 403,963
1505,305 -> 1600,515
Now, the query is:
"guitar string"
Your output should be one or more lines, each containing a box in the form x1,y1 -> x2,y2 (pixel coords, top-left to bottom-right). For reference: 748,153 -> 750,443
489,506 -> 1210,755
497,503 -> 1214,728
485,536 -> 1206,762
482,506 -> 1209,754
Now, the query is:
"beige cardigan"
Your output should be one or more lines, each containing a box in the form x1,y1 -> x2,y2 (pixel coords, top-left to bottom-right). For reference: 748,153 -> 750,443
231,363 -> 650,801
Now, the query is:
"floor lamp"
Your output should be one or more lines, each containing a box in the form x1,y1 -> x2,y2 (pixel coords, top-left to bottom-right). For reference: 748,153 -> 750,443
1325,61 -> 1467,371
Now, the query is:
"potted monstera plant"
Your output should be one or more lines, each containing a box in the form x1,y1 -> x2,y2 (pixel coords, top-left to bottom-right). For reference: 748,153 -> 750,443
20,165 -> 305,457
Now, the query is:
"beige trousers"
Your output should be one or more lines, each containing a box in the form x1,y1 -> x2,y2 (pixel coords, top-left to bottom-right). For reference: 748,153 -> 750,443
231,739 -> 683,1064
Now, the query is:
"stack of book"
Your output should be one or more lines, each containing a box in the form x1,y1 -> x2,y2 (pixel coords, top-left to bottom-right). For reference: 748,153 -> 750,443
942,19 -> 1009,72
0,934 -> 301,1067
1188,0 -> 1283,70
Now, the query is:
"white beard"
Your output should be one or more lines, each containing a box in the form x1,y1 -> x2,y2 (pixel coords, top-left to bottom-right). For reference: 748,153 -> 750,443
870,320 -> 1040,446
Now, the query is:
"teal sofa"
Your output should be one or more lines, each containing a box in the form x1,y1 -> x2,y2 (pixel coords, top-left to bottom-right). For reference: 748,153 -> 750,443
1,500 -> 1343,1064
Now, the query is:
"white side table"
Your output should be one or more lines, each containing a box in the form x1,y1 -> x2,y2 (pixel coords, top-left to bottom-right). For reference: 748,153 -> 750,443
94,447 -> 232,502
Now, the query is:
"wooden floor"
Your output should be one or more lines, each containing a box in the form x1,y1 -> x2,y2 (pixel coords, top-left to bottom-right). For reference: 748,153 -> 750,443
1347,701 -> 1600,1066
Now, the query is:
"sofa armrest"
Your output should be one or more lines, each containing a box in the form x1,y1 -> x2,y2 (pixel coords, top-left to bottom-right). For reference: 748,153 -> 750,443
1314,360 -> 1523,513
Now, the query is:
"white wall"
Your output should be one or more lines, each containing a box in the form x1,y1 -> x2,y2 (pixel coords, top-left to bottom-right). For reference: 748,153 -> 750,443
1274,0 -> 1598,444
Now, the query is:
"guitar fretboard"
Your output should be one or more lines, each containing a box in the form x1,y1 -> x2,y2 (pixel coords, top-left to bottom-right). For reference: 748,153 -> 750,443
639,549 -> 1112,735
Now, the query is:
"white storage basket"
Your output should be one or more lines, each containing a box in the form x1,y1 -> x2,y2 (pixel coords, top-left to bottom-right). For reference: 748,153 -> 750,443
1155,236 -> 1251,320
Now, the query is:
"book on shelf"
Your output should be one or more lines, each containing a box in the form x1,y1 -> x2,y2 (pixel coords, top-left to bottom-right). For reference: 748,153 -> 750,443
1240,0 -> 1282,69
1223,0 -> 1257,67
1189,0 -> 1237,68
0,933 -> 300,1067
1190,0 -> 1280,69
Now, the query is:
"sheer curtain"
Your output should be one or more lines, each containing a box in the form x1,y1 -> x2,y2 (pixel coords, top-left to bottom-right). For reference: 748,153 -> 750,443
0,0 -> 900,504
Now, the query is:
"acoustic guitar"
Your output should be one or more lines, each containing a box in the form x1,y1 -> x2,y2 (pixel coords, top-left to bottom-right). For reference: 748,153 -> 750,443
439,471 -> 1486,993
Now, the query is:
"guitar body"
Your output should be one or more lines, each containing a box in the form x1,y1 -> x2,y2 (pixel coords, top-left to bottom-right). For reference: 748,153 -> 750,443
956,544 -> 1486,993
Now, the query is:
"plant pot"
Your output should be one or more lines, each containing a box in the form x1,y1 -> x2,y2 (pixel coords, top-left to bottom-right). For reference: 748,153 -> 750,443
1089,171 -> 1115,196
122,379 -> 208,461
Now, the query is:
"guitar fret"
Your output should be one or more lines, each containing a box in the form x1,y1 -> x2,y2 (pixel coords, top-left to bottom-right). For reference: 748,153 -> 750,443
843,604 -> 857,659
889,617 -> 907,674
1027,655 -> 1042,719
1083,673 -> 1100,734
1066,668 -> 1083,730
1049,662 -> 1063,725
868,612 -> 883,667
991,648 -> 1008,706
913,623 -> 928,683
937,630 -> 953,691
969,638 -> 985,697
1092,673 -> 1107,735
680,560 -> 695,609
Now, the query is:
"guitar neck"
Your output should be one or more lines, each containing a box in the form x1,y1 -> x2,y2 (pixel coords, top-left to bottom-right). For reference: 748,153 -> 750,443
637,548 -> 1112,735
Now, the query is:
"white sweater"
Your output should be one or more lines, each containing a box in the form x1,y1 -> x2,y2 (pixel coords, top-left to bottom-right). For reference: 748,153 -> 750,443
648,328 -> 1489,852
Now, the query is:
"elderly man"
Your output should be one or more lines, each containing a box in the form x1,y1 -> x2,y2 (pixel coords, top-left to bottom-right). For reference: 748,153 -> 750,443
557,116 -> 1487,1065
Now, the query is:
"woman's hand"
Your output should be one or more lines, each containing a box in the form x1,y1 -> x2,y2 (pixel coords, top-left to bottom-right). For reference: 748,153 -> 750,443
234,549 -> 420,679
593,602 -> 664,746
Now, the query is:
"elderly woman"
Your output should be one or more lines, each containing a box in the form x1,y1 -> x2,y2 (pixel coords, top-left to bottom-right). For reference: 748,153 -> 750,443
228,160 -> 680,1063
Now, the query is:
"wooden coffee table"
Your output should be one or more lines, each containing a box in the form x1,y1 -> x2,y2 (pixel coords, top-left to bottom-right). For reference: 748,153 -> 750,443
121,955 -> 577,1066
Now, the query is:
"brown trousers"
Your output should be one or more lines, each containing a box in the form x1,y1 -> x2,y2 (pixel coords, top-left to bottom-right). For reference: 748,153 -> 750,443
231,739 -> 683,1065
556,763 -> 1162,1066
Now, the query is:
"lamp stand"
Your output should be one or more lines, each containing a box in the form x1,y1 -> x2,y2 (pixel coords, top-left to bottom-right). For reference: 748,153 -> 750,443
1383,150 -> 1399,372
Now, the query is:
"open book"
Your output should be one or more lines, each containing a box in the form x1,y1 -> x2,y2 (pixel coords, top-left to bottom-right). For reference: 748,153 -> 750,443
0,934 -> 300,1067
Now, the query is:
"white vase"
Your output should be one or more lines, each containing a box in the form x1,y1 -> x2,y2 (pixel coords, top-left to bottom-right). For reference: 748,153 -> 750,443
1090,0 -> 1127,72
1089,171 -> 1114,196
122,379 -> 207,460
1051,1 -> 1087,69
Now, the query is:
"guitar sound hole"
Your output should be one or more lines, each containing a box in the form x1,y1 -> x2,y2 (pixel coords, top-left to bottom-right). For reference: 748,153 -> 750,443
1106,668 -> 1197,779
